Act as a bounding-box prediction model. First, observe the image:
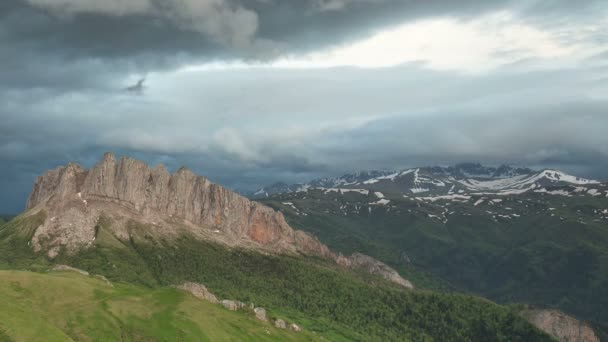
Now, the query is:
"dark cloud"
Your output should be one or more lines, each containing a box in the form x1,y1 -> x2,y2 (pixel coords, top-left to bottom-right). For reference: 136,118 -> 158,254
2,0 -> 606,91
0,0 -> 607,213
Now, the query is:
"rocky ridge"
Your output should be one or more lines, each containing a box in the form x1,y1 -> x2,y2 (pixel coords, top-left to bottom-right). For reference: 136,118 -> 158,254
251,163 -> 602,199
337,253 -> 414,288
520,309 -> 600,342
24,153 -> 411,288
175,282 -> 302,332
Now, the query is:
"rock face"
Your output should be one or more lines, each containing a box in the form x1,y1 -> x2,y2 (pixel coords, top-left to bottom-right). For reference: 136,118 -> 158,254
175,282 -> 218,304
27,153 -> 332,258
338,253 -> 414,289
521,309 -> 599,342
25,153 -> 411,288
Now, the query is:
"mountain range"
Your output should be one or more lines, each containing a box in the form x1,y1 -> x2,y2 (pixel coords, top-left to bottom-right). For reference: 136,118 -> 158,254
251,163 -> 602,199
0,155 -> 604,341
254,163 -> 608,340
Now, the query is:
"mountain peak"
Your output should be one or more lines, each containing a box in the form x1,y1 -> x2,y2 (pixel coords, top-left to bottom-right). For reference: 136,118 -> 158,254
102,151 -> 116,161
23,153 -> 412,288
26,154 -> 329,258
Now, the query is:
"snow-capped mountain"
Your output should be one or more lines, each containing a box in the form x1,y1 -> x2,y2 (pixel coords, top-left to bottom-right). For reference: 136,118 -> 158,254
251,170 -> 397,198
250,163 -> 602,199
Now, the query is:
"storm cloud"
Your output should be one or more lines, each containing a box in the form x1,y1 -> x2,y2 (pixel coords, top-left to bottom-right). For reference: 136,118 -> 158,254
0,0 -> 607,213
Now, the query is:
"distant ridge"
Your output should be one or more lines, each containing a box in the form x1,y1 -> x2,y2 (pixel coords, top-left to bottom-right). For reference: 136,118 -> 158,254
250,163 -> 600,199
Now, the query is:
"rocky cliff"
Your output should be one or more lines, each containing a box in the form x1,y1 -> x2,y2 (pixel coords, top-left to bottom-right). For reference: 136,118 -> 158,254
338,253 -> 414,289
25,153 -> 411,288
520,309 -> 599,342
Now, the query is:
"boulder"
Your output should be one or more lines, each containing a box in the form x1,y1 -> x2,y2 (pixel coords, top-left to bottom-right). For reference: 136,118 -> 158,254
274,319 -> 286,329
254,307 -> 267,321
289,323 -> 302,332
175,282 -> 218,304
222,300 -> 238,311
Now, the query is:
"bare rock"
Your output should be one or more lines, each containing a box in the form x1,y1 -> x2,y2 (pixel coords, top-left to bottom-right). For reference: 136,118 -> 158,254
290,323 -> 302,332
52,264 -> 89,276
222,300 -> 238,311
521,309 -> 599,342
254,307 -> 267,321
339,252 -> 414,289
94,274 -> 113,287
26,153 -> 332,258
274,319 -> 286,329
175,282 -> 218,304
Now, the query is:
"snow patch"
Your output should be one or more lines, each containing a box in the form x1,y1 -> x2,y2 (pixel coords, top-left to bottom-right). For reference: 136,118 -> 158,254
410,188 -> 430,194
416,194 -> 471,202
322,188 -> 370,195
282,202 -> 298,211
533,188 -> 572,197
362,172 -> 400,184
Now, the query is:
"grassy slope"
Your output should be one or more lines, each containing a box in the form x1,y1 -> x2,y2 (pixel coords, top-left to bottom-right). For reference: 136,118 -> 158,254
0,214 -> 552,341
261,191 -> 608,339
0,270 -> 316,342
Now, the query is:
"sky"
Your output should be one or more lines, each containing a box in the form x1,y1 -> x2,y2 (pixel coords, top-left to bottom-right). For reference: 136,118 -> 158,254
1,0 -> 607,213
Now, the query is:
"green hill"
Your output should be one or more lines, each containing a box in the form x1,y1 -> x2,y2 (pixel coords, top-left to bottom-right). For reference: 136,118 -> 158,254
0,213 -> 552,341
0,270 -> 317,342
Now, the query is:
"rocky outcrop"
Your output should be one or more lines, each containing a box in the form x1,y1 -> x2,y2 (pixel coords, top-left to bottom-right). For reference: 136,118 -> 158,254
274,319 -> 286,329
25,153 -> 411,288
520,309 -> 599,342
26,153 -> 332,258
338,253 -> 414,289
51,264 -> 89,276
94,274 -> 114,287
175,282 -> 218,304
254,307 -> 267,321
221,300 -> 238,311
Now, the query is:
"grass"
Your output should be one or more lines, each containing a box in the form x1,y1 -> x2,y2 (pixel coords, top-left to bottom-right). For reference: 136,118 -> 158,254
0,270 -> 318,342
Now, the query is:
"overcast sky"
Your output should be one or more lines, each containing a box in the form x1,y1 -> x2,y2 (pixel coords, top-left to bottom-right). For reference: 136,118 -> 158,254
1,0 -> 607,213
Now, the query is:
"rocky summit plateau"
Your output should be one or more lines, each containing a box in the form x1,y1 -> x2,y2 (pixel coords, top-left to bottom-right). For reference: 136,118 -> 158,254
24,152 -> 412,288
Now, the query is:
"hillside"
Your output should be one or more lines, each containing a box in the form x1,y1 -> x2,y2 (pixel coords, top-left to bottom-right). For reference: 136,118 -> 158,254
257,165 -> 608,339
0,270 -> 317,342
0,212 -> 553,341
